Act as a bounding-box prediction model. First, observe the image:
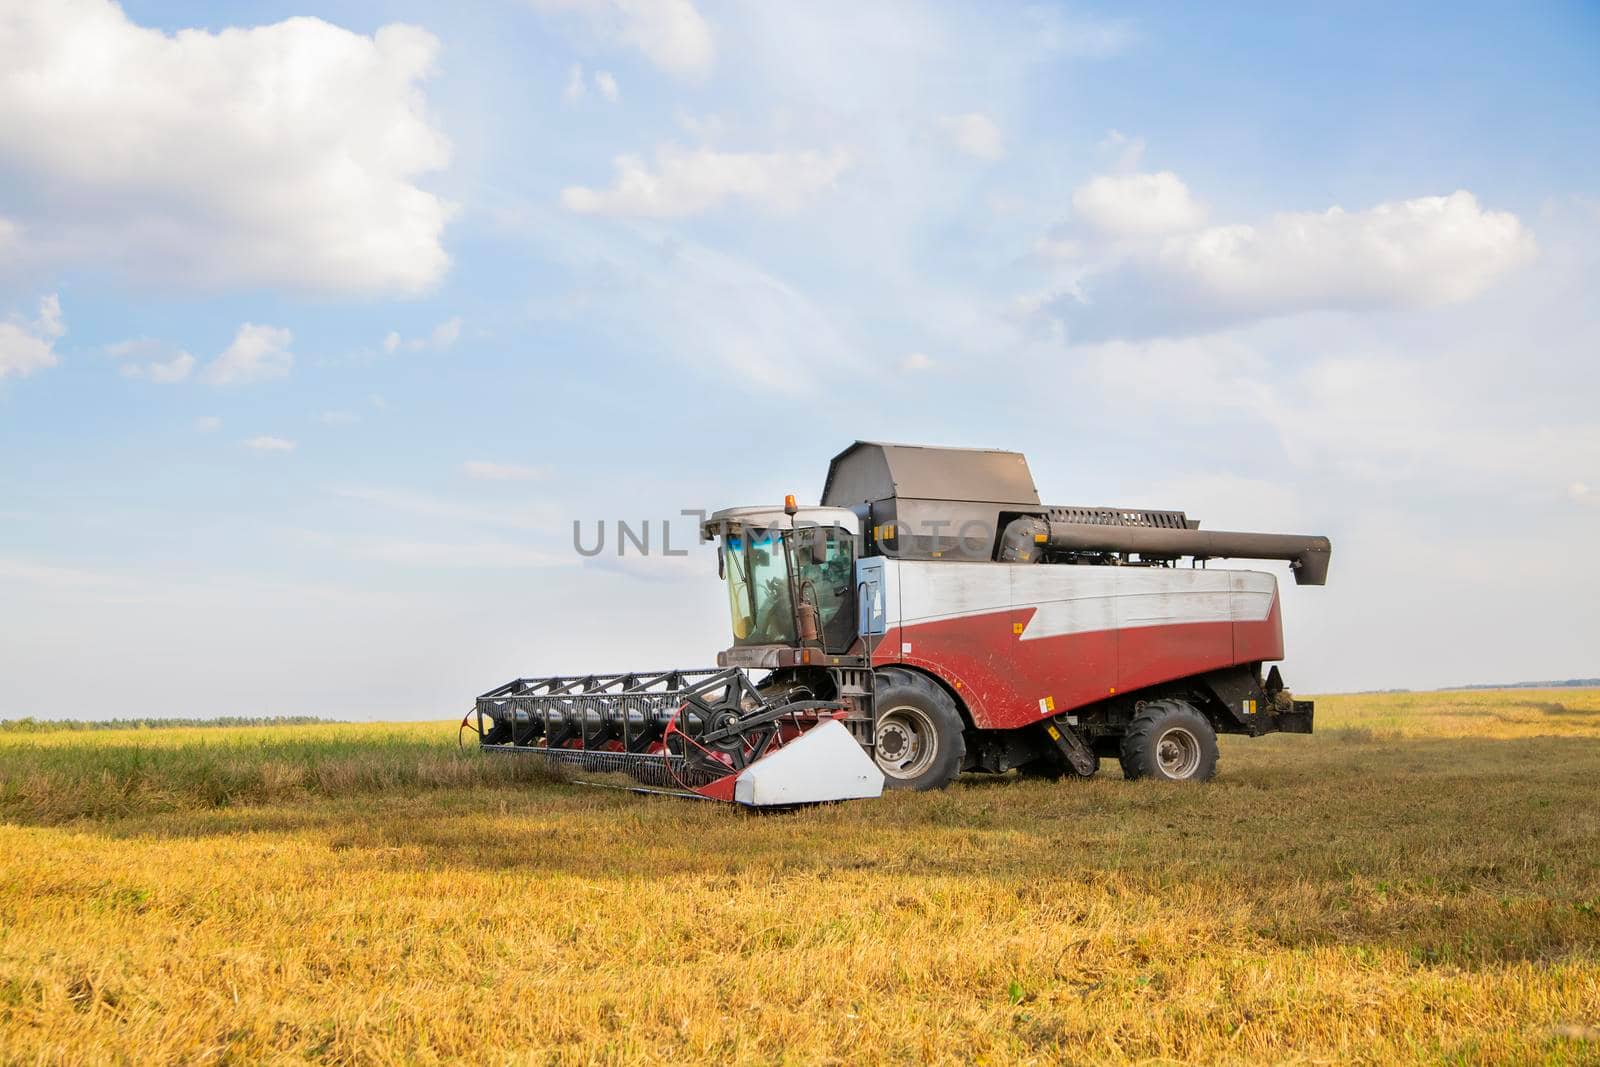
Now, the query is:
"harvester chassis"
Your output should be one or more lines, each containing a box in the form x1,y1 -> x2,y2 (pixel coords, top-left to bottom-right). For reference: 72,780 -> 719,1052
469,658 -> 1314,794
760,659 -> 1312,778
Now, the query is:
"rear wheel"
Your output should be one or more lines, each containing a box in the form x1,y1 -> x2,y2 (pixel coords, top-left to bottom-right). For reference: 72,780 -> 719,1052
1119,700 -> 1218,782
872,668 -> 966,791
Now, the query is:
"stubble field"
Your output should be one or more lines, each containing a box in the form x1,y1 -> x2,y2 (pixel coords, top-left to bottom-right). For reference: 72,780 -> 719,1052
1,689 -> 1598,1064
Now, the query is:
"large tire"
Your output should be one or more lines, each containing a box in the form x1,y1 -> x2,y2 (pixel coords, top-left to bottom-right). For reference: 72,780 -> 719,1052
872,668 -> 966,791
1119,700 -> 1218,782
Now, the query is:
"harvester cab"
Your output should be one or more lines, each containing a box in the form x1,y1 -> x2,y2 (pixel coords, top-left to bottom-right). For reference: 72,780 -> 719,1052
707,504 -> 864,666
470,442 -> 1331,806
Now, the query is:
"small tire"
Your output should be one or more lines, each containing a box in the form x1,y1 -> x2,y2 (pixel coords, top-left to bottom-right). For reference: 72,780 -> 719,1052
872,667 -> 966,791
1119,700 -> 1218,782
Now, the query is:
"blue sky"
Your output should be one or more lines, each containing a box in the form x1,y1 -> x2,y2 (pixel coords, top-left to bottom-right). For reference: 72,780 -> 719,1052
1,1 -> 1597,718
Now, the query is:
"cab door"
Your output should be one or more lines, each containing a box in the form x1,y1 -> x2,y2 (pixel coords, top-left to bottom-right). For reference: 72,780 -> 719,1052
856,555 -> 900,662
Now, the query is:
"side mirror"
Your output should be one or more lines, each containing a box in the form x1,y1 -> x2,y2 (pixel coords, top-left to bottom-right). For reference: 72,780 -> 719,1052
717,546 -> 725,579
810,536 -> 827,565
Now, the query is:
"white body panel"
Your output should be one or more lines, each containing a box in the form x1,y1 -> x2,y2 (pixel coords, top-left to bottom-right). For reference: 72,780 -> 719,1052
883,560 -> 1276,637
733,719 -> 885,806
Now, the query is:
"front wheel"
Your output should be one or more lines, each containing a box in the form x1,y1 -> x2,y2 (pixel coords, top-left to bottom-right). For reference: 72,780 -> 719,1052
1119,700 -> 1219,782
871,668 -> 966,791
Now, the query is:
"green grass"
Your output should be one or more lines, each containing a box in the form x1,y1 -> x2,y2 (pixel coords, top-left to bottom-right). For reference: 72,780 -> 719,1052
1,692 -> 1598,1063
0,715 -> 337,733
0,721 -> 557,821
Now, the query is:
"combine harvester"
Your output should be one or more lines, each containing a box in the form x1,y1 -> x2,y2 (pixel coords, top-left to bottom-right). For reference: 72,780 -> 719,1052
470,443 -> 1330,806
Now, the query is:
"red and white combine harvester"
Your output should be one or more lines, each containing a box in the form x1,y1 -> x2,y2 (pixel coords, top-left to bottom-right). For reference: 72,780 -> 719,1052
470,443 -> 1331,806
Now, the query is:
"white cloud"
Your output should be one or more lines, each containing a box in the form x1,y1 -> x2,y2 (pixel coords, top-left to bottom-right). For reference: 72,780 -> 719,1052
195,416 -> 222,433
1047,185 -> 1539,338
1067,325 -> 1600,496
124,352 -> 195,383
244,435 -> 295,452
429,317 -> 463,349
528,0 -> 714,76
1153,190 -> 1536,312
201,324 -> 294,386
1095,129 -> 1146,171
562,145 -> 851,217
901,352 -> 934,372
107,338 -> 195,383
0,1 -> 452,295
675,112 -> 728,141
0,294 -> 64,380
382,317 -> 461,354
563,63 -> 587,103
563,235 -> 857,392
1073,171 -> 1207,236
559,66 -> 621,104
105,338 -> 156,359
1071,333 -> 1274,426
463,460 -> 545,481
938,113 -> 1004,161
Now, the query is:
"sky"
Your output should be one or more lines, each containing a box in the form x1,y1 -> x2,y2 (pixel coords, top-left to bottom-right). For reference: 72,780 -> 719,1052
1,0 -> 1597,719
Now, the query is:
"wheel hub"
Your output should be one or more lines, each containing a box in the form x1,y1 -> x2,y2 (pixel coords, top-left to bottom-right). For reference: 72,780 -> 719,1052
1156,726 -> 1201,778
877,722 -> 911,763
874,704 -> 937,779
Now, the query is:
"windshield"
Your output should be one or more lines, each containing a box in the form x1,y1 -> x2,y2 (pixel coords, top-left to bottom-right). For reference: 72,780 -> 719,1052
724,530 -> 797,646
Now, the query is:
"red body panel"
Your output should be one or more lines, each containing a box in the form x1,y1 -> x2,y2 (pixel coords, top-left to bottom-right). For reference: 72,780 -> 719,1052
869,563 -> 1284,730
1234,595 -> 1284,665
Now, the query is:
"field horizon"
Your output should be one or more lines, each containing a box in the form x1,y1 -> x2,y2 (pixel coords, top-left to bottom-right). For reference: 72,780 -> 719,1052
2,688 -> 1598,1063
6,677 -> 1599,733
